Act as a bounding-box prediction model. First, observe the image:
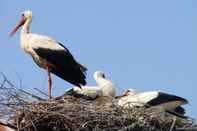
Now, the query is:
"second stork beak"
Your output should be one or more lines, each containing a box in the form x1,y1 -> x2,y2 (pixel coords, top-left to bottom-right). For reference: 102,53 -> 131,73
10,15 -> 26,37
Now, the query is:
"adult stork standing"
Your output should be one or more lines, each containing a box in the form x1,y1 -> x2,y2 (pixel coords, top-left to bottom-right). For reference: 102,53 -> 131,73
10,10 -> 87,99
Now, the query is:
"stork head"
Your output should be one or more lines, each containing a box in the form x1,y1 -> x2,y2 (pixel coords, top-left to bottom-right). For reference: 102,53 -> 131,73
22,10 -> 33,19
122,89 -> 136,96
93,71 -> 106,80
10,10 -> 32,36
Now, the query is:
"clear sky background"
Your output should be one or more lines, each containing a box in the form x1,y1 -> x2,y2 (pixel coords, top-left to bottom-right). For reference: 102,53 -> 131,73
0,0 -> 196,118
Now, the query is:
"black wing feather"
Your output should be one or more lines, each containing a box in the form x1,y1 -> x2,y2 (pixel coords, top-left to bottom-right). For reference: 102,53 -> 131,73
173,106 -> 186,115
34,43 -> 86,86
147,92 -> 188,106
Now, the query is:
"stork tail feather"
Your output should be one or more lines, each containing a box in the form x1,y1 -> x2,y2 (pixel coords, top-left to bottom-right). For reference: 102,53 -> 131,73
79,63 -> 88,73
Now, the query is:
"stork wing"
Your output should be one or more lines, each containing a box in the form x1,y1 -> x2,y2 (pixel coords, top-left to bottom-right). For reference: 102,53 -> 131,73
144,91 -> 188,106
29,34 -> 87,86
66,86 -> 101,100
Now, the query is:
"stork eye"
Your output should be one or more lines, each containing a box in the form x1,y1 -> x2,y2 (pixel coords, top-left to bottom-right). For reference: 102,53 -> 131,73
125,90 -> 130,93
102,74 -> 105,78
22,14 -> 25,17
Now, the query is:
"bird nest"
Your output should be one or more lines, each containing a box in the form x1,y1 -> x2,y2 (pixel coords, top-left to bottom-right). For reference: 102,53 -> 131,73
0,73 -> 197,131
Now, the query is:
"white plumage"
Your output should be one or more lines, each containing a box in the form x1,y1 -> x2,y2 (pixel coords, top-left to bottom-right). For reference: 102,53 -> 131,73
10,10 -> 87,99
67,86 -> 102,99
66,71 -> 116,99
117,89 -> 188,115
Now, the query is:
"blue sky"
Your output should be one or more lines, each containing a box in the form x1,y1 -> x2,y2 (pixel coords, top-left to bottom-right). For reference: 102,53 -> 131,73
0,0 -> 196,118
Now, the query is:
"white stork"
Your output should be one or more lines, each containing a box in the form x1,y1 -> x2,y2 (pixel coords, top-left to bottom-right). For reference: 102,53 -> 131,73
66,71 -> 116,100
117,89 -> 188,116
10,10 -> 87,99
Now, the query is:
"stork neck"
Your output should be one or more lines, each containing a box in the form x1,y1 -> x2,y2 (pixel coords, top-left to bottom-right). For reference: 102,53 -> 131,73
20,18 -> 32,51
96,77 -> 115,97
21,18 -> 31,35
95,77 -> 108,88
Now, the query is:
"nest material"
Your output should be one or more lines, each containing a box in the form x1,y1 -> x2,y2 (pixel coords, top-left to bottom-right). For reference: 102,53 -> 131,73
0,73 -> 197,131
6,95 -> 195,131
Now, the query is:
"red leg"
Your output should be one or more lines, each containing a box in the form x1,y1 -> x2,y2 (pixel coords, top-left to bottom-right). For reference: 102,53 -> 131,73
46,65 -> 52,99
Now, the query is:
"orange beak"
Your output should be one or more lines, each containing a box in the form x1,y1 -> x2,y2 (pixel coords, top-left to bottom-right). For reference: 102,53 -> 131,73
10,15 -> 26,36
122,90 -> 130,97
115,91 -> 129,99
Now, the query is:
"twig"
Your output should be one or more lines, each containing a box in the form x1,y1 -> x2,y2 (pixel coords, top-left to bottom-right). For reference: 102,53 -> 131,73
0,121 -> 17,130
30,118 -> 38,131
169,116 -> 177,131
18,89 -> 46,101
12,70 -> 23,89
34,88 -> 49,97
0,72 -> 15,88
0,79 -> 6,89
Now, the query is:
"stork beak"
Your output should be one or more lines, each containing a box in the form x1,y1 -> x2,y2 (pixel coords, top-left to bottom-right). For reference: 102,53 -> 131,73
10,16 -> 26,36
122,91 -> 129,97
115,92 -> 129,99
